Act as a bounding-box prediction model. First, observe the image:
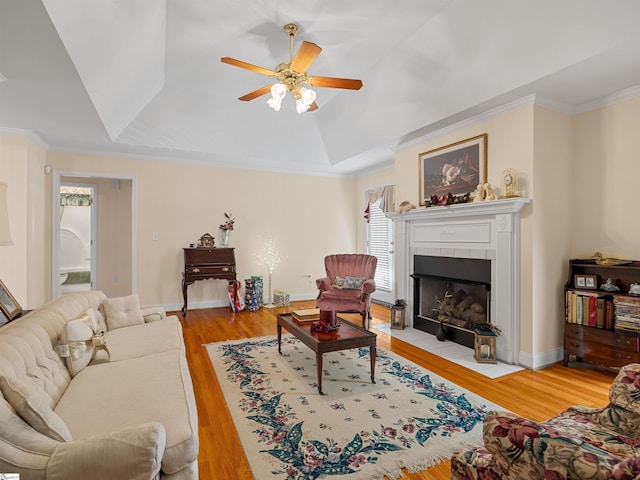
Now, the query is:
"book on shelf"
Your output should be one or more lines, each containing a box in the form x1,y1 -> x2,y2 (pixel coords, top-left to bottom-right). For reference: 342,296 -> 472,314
587,296 -> 596,327
605,301 -> 613,329
292,308 -> 320,322
566,290 -> 614,330
596,298 -> 605,328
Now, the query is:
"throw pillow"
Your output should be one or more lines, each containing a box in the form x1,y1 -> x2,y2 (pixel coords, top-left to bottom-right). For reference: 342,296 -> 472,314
344,276 -> 366,289
0,376 -> 72,442
103,294 -> 145,330
332,276 -> 345,289
58,308 -> 109,377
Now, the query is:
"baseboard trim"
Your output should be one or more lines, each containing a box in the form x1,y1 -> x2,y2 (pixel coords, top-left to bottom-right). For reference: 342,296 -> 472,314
149,293 -> 319,314
519,347 -> 564,371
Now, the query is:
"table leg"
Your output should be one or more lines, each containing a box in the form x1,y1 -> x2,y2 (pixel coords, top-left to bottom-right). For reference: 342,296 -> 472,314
277,324 -> 282,354
317,353 -> 323,395
181,278 -> 188,317
370,345 -> 376,384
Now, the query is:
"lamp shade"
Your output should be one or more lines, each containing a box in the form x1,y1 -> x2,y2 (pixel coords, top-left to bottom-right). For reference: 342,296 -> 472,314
0,182 -> 13,246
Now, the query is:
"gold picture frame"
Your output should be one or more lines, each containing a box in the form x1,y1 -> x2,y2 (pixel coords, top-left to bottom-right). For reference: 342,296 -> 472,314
0,278 -> 22,321
419,134 -> 488,206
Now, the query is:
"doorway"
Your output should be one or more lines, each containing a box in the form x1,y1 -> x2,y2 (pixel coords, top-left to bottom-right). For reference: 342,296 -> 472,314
59,182 -> 96,294
52,170 -> 137,299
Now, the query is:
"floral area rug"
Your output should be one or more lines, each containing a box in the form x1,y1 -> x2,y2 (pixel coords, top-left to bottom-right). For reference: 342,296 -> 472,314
206,335 -> 504,480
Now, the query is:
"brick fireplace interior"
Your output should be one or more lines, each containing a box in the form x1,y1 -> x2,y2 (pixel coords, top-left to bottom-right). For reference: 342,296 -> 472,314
413,255 -> 491,348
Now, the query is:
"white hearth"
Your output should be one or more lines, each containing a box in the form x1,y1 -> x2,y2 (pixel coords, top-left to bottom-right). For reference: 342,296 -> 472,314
387,198 -> 531,365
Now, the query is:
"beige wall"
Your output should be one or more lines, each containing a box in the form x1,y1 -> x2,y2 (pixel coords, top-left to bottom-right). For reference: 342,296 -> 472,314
46,152 -> 358,309
0,134 -> 48,311
571,97 -> 640,259
531,106 -> 573,358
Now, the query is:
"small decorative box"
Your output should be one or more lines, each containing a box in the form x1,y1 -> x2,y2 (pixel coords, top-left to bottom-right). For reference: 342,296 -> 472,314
273,289 -> 290,307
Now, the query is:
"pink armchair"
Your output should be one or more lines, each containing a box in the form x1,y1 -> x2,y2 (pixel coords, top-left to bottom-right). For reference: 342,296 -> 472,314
316,254 -> 377,328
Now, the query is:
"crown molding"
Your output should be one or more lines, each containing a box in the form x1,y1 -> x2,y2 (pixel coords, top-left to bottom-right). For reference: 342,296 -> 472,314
574,84 -> 640,115
0,127 -> 49,149
393,95 -> 539,154
394,85 -> 640,155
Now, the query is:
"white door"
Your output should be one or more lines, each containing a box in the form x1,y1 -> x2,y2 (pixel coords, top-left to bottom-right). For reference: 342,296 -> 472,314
367,197 -> 395,305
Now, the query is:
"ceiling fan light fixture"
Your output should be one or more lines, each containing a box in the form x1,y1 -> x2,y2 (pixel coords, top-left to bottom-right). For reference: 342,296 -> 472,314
267,83 -> 286,111
295,86 -> 316,113
222,23 -> 362,112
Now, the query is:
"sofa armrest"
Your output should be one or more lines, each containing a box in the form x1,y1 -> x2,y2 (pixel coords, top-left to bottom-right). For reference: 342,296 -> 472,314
141,306 -> 166,323
47,422 -> 166,480
611,453 -> 640,479
316,277 -> 332,292
483,411 -> 619,479
568,404 -> 640,439
361,279 -> 376,295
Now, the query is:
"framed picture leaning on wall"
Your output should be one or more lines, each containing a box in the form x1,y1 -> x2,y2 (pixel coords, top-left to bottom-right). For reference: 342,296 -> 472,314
418,134 -> 487,206
0,278 -> 22,321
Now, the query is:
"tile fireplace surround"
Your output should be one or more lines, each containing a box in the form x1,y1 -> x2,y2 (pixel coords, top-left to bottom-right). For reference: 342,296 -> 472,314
387,198 -> 531,365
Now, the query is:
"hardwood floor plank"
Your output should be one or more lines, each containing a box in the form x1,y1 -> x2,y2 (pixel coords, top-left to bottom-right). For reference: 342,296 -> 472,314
174,301 -> 616,479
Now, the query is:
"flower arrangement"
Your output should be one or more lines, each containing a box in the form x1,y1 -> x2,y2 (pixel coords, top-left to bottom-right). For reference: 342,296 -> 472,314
219,213 -> 235,231
432,292 -> 453,323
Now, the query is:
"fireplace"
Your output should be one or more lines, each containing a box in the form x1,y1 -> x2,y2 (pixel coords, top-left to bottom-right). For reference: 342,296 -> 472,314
412,255 -> 491,348
387,198 -> 530,365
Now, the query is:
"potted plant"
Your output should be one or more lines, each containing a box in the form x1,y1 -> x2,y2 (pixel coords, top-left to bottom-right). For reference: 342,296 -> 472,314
432,292 -> 452,341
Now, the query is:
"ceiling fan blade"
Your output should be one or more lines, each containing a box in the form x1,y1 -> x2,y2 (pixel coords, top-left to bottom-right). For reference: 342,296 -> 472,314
290,41 -> 322,73
308,76 -> 363,90
221,57 -> 275,77
307,101 -> 318,112
238,85 -> 272,101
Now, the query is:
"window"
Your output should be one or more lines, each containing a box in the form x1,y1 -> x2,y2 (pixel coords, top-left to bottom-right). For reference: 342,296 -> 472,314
367,197 -> 394,302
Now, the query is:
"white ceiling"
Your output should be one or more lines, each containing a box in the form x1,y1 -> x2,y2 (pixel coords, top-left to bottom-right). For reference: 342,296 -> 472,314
2,1 -> 640,176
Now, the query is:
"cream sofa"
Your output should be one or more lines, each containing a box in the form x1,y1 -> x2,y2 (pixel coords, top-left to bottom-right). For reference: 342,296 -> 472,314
0,291 -> 199,479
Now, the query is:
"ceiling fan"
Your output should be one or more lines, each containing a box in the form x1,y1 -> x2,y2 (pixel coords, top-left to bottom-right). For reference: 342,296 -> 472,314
221,24 -> 363,113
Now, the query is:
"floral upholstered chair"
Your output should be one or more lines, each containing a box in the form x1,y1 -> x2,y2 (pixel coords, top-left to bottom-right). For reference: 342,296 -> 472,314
451,363 -> 640,480
316,254 -> 377,328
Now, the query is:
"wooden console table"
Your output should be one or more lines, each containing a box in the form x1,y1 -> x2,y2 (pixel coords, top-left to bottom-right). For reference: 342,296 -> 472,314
182,247 -> 237,317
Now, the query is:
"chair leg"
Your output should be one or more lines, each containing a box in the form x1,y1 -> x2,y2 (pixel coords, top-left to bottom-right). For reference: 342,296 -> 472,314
360,311 -> 367,329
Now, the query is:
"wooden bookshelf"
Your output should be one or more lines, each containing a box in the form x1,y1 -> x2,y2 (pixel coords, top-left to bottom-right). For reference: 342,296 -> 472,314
564,258 -> 640,368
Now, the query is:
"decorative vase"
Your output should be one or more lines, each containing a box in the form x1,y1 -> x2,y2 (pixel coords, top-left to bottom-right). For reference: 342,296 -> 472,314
220,229 -> 229,247
320,310 -> 337,327
435,322 -> 447,341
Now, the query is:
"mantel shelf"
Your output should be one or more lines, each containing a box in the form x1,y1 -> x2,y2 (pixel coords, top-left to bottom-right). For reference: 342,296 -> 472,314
386,197 -> 531,222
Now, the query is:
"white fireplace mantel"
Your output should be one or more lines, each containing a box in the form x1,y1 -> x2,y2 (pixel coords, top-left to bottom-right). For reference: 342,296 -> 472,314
387,197 -> 531,365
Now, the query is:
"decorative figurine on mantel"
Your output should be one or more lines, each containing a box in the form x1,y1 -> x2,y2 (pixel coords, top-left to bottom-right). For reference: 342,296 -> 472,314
592,252 -> 632,266
600,278 -> 620,292
397,200 -> 416,213
471,182 -> 497,203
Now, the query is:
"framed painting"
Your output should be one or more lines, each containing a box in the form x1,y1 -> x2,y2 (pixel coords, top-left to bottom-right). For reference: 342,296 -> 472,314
0,278 -> 22,321
419,134 -> 487,206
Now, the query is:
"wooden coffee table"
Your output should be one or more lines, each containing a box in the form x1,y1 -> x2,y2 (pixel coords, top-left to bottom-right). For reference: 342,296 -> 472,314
277,313 -> 377,395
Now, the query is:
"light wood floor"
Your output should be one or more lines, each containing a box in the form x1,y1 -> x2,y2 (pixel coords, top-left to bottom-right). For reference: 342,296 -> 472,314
174,301 -> 617,480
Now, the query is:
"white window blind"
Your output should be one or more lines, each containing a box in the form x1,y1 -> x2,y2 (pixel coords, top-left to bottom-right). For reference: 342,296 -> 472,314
367,198 -> 392,292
